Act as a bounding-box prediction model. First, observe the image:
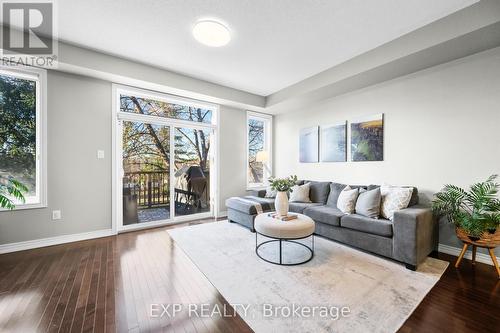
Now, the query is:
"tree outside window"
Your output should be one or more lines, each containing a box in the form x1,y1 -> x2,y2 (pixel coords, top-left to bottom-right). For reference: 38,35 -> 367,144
0,74 -> 37,200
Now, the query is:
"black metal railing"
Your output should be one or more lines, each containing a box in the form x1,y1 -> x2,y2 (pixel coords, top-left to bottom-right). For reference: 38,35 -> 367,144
123,171 -> 170,208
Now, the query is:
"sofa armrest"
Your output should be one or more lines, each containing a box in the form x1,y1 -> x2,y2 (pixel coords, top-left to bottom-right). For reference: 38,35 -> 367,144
392,206 -> 438,267
247,189 -> 267,198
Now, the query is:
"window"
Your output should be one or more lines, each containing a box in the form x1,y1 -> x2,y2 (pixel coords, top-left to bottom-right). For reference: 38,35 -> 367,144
120,93 -> 213,123
247,112 -> 272,188
0,67 -> 46,209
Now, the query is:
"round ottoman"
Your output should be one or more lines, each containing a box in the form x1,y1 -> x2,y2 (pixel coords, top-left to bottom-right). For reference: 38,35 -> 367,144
254,213 -> 315,265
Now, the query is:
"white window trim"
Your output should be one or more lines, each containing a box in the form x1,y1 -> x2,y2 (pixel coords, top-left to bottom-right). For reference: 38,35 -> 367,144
246,111 -> 273,190
115,85 -> 218,123
0,66 -> 47,211
112,84 -> 219,232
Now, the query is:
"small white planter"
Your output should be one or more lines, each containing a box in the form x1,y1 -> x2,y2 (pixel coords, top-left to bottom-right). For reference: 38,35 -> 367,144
275,191 -> 289,217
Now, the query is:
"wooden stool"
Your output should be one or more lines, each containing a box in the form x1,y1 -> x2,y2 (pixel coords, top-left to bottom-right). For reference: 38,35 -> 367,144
454,228 -> 500,279
455,242 -> 500,279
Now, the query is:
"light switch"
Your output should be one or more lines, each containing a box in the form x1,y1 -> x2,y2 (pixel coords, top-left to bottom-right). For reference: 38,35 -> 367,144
97,150 -> 105,159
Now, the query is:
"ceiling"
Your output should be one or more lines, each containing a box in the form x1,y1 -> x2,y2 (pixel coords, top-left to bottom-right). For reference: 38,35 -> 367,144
58,0 -> 477,96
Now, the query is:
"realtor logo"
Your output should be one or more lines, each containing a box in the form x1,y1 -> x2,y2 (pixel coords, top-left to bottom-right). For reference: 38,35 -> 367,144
1,0 -> 57,67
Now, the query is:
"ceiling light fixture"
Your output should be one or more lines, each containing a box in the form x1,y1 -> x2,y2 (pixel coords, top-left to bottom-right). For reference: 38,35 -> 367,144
192,20 -> 231,47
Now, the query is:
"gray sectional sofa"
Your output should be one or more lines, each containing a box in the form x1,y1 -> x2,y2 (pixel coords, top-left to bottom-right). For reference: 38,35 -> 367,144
225,180 -> 438,270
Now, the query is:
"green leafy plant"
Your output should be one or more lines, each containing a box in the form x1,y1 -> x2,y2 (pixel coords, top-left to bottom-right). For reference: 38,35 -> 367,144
432,175 -> 500,238
0,175 -> 28,210
268,175 -> 298,193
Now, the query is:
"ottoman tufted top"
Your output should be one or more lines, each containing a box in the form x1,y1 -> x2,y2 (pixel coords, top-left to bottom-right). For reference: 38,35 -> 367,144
254,213 -> 315,239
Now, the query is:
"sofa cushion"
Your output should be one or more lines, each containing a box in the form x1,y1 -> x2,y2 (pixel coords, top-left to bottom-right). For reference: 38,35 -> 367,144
225,196 -> 274,215
326,183 -> 347,207
337,186 -> 359,214
264,186 -> 277,198
289,183 -> 311,202
303,205 -> 344,226
249,189 -> 267,198
327,183 -> 367,207
340,214 -> 393,237
355,188 -> 381,219
380,185 -> 414,220
305,181 -> 331,204
368,184 -> 419,206
289,202 -> 322,213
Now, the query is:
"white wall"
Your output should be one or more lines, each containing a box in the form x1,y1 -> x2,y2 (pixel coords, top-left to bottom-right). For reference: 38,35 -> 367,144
0,71 -> 249,246
274,47 -> 500,254
0,71 -> 113,244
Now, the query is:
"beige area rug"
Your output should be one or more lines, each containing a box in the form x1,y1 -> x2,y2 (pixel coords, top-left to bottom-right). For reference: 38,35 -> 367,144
168,221 -> 448,333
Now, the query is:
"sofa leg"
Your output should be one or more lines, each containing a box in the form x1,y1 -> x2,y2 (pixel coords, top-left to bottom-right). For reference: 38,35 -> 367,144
405,264 -> 417,271
250,228 -> 256,233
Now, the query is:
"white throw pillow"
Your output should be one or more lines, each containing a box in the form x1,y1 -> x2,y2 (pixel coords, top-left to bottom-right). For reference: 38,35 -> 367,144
380,185 -> 414,220
336,186 -> 359,214
264,186 -> 277,198
289,183 -> 311,202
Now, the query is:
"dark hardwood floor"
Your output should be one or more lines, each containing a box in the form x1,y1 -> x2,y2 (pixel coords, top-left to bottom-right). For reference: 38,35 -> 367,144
0,219 -> 498,332
402,252 -> 500,333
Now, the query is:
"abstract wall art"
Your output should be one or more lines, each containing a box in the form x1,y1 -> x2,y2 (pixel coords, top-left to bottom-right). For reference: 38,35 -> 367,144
321,122 -> 347,162
350,114 -> 384,161
299,126 -> 319,163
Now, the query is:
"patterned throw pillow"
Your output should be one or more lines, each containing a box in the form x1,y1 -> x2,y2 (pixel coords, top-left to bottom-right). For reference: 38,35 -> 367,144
289,183 -> 311,202
264,186 -> 277,198
380,185 -> 414,220
336,186 -> 359,214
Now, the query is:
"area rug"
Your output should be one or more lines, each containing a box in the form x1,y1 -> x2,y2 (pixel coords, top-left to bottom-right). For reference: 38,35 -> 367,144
167,221 -> 448,333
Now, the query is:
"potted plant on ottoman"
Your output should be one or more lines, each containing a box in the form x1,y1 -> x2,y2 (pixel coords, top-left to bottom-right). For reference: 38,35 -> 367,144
432,175 -> 500,278
268,175 -> 298,217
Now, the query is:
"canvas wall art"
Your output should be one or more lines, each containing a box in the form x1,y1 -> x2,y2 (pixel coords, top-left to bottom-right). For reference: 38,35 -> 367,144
351,114 -> 384,161
321,122 -> 347,162
299,126 -> 319,163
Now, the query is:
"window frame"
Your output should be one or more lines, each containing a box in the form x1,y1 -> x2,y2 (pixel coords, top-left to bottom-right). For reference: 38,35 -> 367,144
246,111 -> 273,189
0,65 -> 47,210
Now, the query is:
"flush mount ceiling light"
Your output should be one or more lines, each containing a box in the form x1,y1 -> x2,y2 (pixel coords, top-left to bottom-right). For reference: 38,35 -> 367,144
192,20 -> 231,47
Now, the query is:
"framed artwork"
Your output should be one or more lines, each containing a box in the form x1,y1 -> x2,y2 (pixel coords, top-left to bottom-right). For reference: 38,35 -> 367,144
299,126 -> 319,163
321,122 -> 347,162
351,114 -> 384,161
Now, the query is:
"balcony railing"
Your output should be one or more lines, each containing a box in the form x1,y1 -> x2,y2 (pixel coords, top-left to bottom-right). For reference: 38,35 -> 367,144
123,171 -> 169,208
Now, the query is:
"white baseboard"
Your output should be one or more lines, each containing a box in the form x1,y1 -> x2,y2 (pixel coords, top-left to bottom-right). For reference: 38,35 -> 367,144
0,229 -> 115,254
438,243 -> 499,266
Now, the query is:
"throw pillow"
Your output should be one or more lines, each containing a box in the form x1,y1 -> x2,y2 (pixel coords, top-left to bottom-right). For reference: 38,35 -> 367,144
368,184 -> 419,207
326,183 -> 347,207
355,187 -> 381,219
380,185 -> 413,220
289,183 -> 311,202
306,181 -> 331,204
336,186 -> 359,214
264,186 -> 277,198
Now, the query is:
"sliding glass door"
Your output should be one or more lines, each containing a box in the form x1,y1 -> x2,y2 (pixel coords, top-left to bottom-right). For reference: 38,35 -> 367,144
115,86 -> 217,231
174,127 -> 212,217
122,121 -> 170,225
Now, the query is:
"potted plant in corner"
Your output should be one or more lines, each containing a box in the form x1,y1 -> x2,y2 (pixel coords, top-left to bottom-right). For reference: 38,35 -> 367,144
268,175 -> 298,217
432,175 -> 500,277
0,175 -> 28,210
